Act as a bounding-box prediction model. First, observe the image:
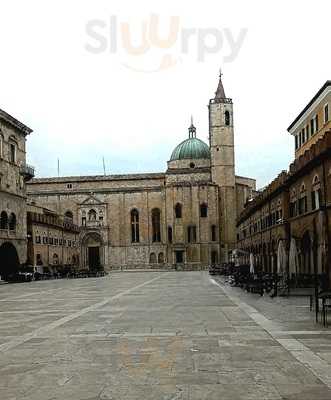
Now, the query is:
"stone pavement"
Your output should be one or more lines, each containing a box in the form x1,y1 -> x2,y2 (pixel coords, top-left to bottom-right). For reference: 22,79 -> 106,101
0,271 -> 331,399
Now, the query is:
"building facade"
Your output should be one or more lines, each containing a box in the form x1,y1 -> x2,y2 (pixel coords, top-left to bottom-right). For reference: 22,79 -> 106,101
27,74 -> 255,271
27,202 -> 80,271
289,81 -> 331,158
0,109 -> 33,278
236,82 -> 331,280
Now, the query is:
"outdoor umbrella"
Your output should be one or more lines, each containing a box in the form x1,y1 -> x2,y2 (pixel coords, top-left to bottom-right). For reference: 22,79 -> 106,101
289,238 -> 299,275
277,240 -> 287,274
249,253 -> 255,274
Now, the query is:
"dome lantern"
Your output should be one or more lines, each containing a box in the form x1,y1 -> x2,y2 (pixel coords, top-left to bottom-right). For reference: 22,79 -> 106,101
188,116 -> 196,138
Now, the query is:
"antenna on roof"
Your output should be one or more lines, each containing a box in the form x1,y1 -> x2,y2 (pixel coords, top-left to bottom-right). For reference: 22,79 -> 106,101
102,157 -> 106,175
57,158 -> 60,177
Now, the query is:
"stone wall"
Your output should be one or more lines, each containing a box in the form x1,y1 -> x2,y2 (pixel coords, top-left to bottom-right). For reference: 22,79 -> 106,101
27,171 -> 223,270
0,112 -> 32,268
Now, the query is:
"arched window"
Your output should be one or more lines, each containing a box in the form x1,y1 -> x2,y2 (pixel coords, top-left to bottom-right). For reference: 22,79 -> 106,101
149,252 -> 156,264
168,226 -> 173,243
88,209 -> 97,221
9,213 -> 16,231
65,210 -> 73,221
0,211 -> 8,230
200,203 -> 208,218
152,208 -> 161,242
131,209 -> 140,243
158,253 -> 164,264
175,203 -> 182,218
225,110 -> 230,126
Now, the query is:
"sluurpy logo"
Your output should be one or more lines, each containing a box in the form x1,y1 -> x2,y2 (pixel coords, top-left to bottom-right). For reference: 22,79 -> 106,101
85,14 -> 248,73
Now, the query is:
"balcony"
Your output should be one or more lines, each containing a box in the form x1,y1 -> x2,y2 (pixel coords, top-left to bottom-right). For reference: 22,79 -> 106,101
20,164 -> 35,181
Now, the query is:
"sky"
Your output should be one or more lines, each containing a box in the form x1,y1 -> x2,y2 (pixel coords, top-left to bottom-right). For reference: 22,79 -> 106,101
0,0 -> 330,189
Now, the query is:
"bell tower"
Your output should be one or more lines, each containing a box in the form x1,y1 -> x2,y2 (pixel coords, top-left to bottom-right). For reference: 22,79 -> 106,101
209,71 -> 236,262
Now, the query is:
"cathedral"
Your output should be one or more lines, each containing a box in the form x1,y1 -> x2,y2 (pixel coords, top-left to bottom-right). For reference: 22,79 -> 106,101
26,73 -> 255,270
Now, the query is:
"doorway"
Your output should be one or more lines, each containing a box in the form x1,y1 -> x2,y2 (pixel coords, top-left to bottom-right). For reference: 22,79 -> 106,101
82,232 -> 104,270
211,251 -> 218,265
88,246 -> 100,270
175,251 -> 184,264
0,242 -> 20,279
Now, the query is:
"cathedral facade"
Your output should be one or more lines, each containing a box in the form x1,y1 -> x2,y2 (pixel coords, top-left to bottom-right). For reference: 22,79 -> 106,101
26,74 -> 255,270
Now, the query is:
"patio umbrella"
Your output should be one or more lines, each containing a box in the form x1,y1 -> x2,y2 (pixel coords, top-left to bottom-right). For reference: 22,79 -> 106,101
289,238 -> 299,275
249,253 -> 255,274
277,240 -> 287,274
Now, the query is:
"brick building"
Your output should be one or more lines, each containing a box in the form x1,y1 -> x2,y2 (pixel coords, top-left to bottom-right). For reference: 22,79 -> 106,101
236,82 -> 331,279
27,202 -> 80,272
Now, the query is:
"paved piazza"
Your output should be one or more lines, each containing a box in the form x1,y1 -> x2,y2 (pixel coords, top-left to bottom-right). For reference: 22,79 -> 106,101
1,272 -> 331,399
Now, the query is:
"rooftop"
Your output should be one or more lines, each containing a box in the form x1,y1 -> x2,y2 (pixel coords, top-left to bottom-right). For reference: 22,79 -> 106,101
0,108 -> 33,135
287,80 -> 331,133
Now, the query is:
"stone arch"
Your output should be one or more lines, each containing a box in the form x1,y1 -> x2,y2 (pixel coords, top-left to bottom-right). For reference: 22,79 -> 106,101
149,253 -> 157,264
0,242 -> 20,279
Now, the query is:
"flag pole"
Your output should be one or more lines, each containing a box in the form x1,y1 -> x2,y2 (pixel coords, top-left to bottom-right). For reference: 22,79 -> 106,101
103,157 -> 106,176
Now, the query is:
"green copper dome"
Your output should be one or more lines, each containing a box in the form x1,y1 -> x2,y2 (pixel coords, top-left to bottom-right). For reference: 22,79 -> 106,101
170,137 -> 210,161
170,119 -> 210,161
